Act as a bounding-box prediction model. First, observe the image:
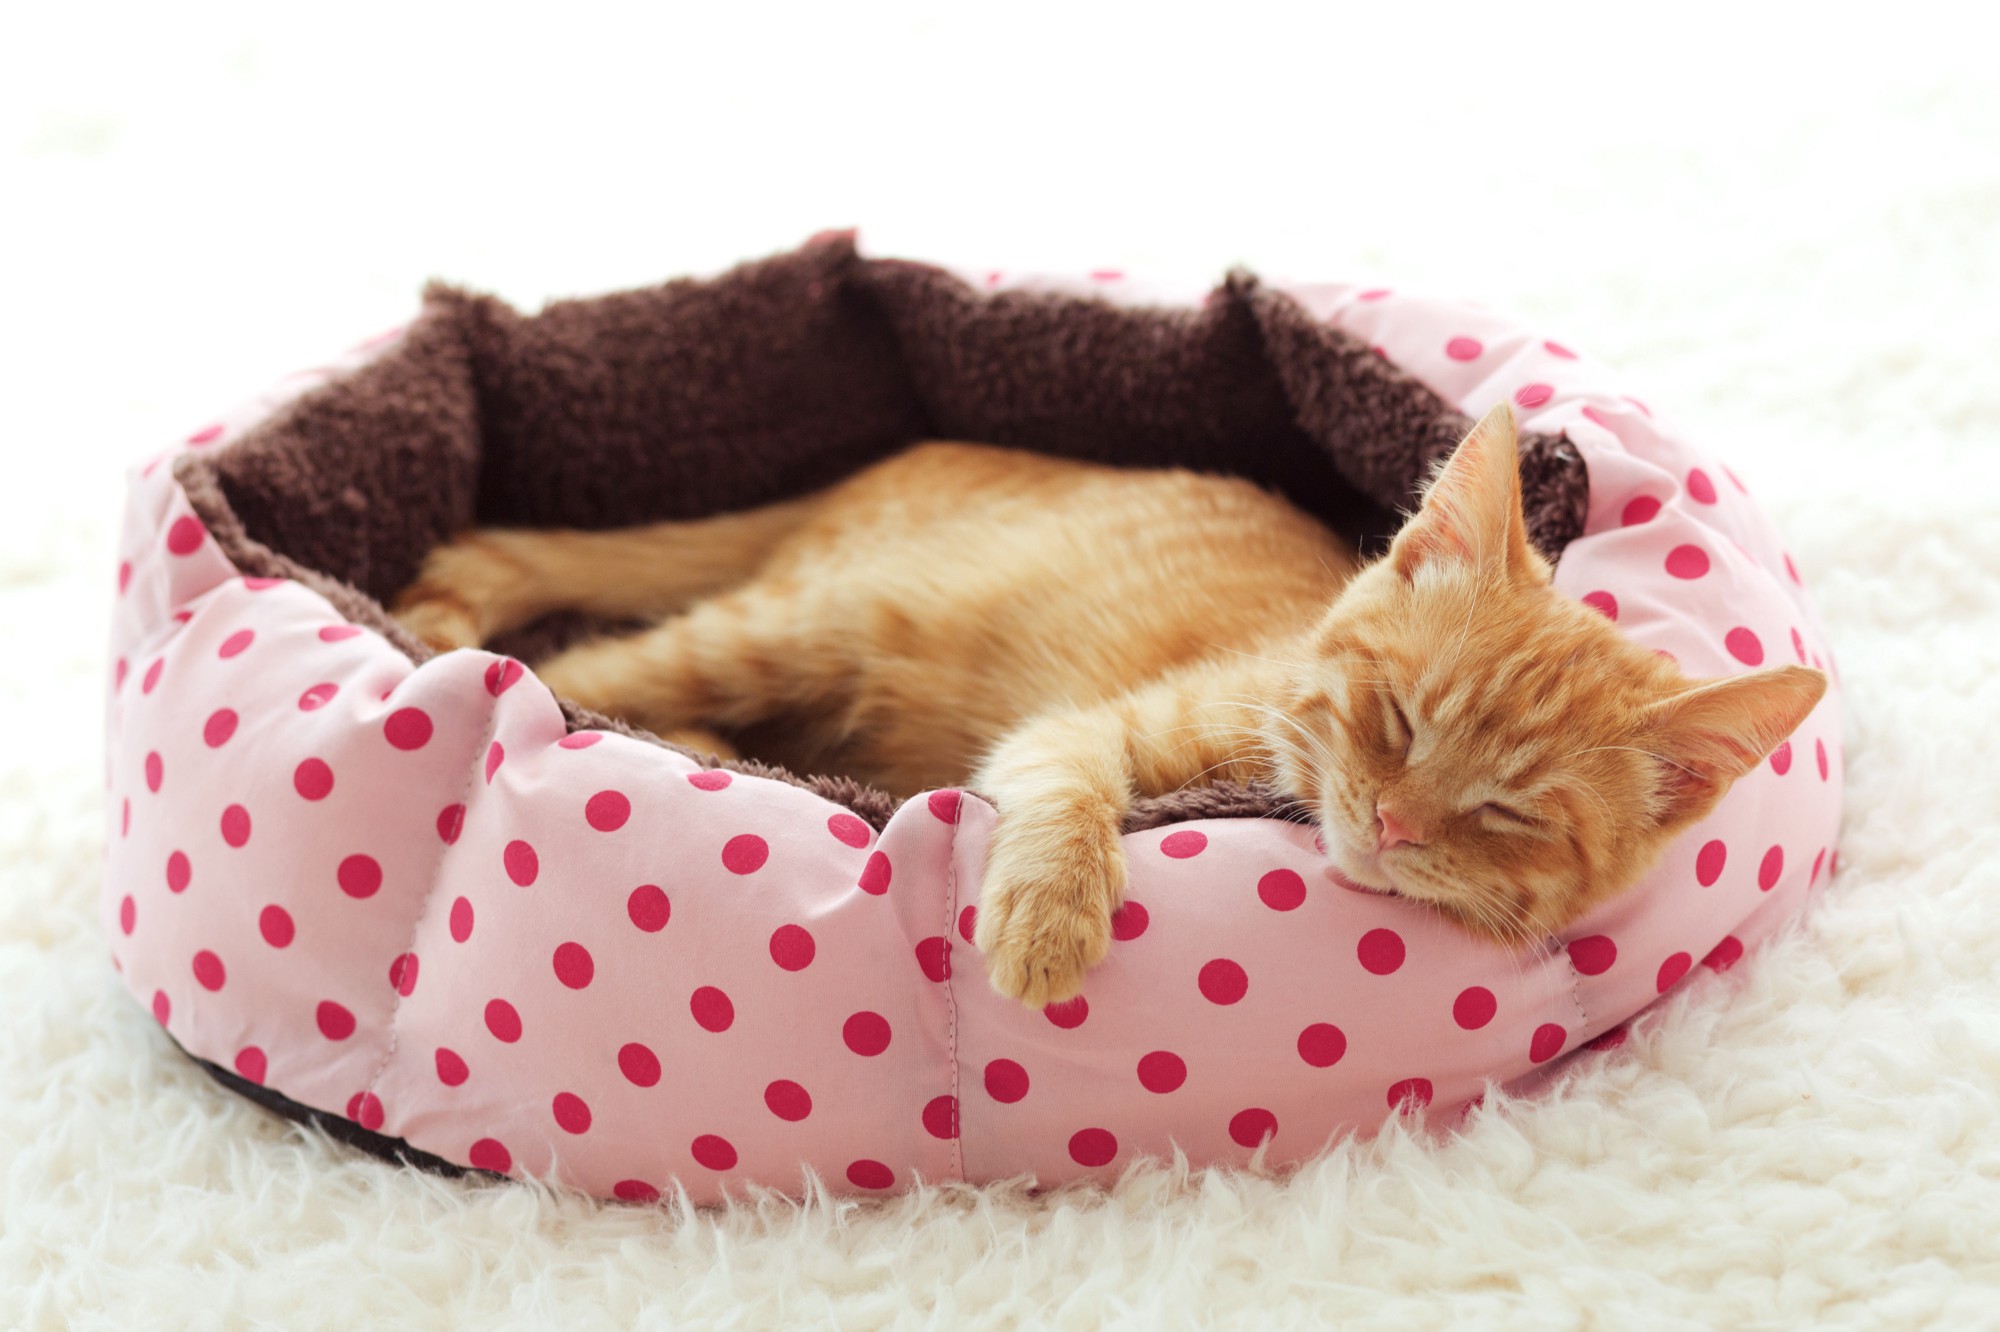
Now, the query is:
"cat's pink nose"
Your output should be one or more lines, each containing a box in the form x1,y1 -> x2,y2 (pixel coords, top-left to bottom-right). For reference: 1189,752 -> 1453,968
1376,804 -> 1423,852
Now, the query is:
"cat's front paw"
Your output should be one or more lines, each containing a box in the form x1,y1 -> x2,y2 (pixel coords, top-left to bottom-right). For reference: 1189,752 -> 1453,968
974,816 -> 1126,1008
390,534 -> 526,651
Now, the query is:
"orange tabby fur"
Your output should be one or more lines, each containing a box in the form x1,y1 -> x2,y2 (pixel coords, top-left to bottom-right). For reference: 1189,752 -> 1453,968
394,404 -> 1825,1006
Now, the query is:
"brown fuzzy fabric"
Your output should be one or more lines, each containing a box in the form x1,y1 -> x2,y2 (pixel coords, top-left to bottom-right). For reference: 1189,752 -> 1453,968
177,234 -> 1588,831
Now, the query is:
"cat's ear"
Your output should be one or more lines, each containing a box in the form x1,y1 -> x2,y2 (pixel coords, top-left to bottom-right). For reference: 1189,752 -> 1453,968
1640,666 -> 1828,827
1390,401 -> 1539,583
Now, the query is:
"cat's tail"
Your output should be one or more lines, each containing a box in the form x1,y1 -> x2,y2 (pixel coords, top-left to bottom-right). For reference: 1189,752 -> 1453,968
392,496 -> 821,650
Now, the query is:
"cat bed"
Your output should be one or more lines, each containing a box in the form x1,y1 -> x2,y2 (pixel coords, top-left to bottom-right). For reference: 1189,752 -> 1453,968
104,233 -> 1844,1203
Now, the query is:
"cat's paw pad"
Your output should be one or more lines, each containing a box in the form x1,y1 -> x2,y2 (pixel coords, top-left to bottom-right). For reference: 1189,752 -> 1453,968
974,822 -> 1125,1008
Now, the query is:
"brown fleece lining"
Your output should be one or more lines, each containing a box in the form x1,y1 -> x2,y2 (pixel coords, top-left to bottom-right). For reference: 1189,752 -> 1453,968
176,234 -> 1588,831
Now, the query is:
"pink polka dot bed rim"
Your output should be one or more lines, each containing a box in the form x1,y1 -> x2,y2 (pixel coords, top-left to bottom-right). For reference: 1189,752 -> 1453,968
103,235 -> 1843,1204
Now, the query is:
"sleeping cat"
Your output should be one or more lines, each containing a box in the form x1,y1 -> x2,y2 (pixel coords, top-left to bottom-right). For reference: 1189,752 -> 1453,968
393,403 -> 1825,1007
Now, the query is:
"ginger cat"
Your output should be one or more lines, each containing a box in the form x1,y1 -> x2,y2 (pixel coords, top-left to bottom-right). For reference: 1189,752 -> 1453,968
394,404 -> 1826,1006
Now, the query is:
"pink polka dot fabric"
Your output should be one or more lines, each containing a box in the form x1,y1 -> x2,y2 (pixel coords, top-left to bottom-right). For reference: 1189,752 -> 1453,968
103,279 -> 1842,1204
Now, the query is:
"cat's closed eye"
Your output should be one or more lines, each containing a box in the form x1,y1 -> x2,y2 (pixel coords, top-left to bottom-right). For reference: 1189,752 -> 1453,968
1385,698 -> 1414,756
1474,801 -> 1535,827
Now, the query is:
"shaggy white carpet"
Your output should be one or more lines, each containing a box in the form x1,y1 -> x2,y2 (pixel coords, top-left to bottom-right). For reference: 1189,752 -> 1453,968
5,3 -> 1999,1326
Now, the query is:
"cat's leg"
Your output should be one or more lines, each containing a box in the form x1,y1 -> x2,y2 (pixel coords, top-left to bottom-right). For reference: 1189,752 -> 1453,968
392,499 -> 818,651
971,707 -> 1136,1007
530,587 -> 827,743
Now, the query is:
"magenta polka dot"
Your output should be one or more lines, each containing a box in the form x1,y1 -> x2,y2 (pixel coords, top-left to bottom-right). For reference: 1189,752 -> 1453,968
1110,900 -> 1149,940
1357,928 -> 1406,975
1387,1078 -> 1433,1111
690,986 -> 735,1033
1445,336 -> 1483,361
1725,627 -> 1765,665
915,936 -> 951,982
722,834 -> 769,875
1770,740 -> 1793,775
218,629 -> 255,659
922,1094 -> 959,1140
243,576 -> 283,591
1529,1023 -> 1567,1063
558,731 -> 603,750
1657,952 -> 1693,992
1587,1026 -> 1629,1053
151,991 -> 171,1025
187,423 -> 224,445
958,904 -> 980,943
765,1079 -> 813,1121
436,1048 -> 469,1086
927,789 -> 962,824
347,1092 -> 385,1131
1543,339 -> 1578,359
317,1001 -> 357,1041
1567,935 -> 1617,976
827,812 -> 871,848
1666,544 -> 1711,579
1358,288 -> 1391,301
293,758 -> 334,801
1258,868 -> 1306,911
388,952 -> 419,997
1514,383 -> 1553,410
166,515 -> 206,556
120,799 -> 130,837
984,1059 -> 1030,1104
1696,839 -> 1728,886
687,769 -> 732,790
448,896 -> 474,943
1784,552 -> 1802,584
483,659 -> 523,696
770,924 -> 816,972
114,657 -> 128,691
842,1010 -> 890,1055
1791,627 -> 1808,664
234,1047 -> 267,1084
627,884 -> 670,932
1758,845 -> 1785,891
1810,847 -> 1826,886
1229,1107 -> 1278,1148
383,708 -> 433,751
1160,830 -> 1207,859
586,789 -> 631,832
118,895 -> 136,935
259,904 -> 294,947
503,840 -> 538,886
484,998 -> 522,1043
483,742 -> 504,784
1045,996 -> 1090,1029
203,708 -> 238,748
318,624 -> 363,643
166,850 -> 191,894
220,804 -> 251,847
858,851 -> 892,896
619,1042 -> 661,1087
614,1180 -> 660,1204
1581,590 -> 1618,620
553,942 -> 594,989
1199,958 -> 1249,1004
337,853 -> 382,899
552,1092 -> 592,1134
142,659 -> 164,695
145,751 -> 163,792
192,949 -> 226,991
298,682 -> 338,711
1453,986 -> 1497,1030
468,1139 -> 512,1173
1621,495 -> 1662,526
1704,936 -> 1745,972
117,561 -> 132,595
1138,1050 -> 1187,1093
1068,1127 -> 1117,1167
847,1160 -> 894,1190
1816,738 -> 1829,780
690,1134 -> 738,1170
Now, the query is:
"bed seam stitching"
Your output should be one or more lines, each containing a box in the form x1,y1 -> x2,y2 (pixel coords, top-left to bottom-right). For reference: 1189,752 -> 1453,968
942,798 -> 966,1183
359,662 -> 504,1119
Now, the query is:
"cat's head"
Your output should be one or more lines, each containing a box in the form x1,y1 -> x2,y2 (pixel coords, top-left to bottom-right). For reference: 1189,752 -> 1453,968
1265,402 -> 1826,946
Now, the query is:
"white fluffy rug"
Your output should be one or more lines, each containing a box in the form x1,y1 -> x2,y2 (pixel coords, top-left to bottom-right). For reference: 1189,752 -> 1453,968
6,4 -> 1999,1326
